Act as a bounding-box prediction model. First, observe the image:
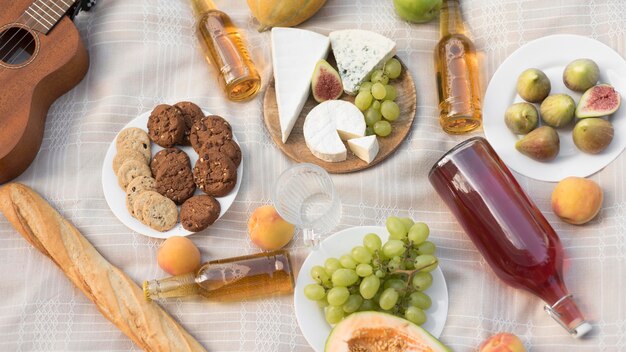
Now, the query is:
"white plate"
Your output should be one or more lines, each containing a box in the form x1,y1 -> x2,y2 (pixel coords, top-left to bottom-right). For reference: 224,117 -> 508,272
483,34 -> 626,182
102,109 -> 243,238
294,226 -> 448,352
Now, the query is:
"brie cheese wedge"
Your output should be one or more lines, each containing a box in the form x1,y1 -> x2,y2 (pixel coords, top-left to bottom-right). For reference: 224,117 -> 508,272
329,29 -> 397,95
303,100 -> 366,162
348,135 -> 379,164
271,28 -> 330,143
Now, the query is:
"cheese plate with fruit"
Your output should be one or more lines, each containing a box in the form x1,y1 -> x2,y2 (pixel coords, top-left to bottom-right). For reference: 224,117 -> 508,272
263,28 -> 417,173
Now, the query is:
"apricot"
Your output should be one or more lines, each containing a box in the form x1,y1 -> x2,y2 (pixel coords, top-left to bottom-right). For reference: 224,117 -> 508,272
479,333 -> 526,352
248,205 -> 295,250
157,236 -> 201,275
551,177 -> 603,225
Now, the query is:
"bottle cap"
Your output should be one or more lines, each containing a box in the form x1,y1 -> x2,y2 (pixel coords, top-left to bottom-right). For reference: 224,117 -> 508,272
544,294 -> 592,338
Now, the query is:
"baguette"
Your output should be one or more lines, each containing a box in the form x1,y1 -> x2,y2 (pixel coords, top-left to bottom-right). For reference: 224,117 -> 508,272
0,183 -> 207,352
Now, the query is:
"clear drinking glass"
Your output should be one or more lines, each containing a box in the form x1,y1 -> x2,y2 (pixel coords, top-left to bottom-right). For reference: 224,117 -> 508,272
272,163 -> 341,248
428,137 -> 591,338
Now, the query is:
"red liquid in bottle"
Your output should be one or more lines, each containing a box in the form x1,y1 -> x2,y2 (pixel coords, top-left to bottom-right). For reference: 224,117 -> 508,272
429,137 -> 590,337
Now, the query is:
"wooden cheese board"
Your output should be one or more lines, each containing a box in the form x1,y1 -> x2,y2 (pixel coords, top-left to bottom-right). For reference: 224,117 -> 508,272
263,56 -> 417,173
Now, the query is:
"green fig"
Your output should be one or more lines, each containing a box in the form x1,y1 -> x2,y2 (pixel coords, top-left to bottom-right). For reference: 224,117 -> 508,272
573,118 -> 614,154
516,68 -> 551,103
515,126 -> 560,161
504,102 -> 538,134
540,94 -> 576,127
563,58 -> 600,93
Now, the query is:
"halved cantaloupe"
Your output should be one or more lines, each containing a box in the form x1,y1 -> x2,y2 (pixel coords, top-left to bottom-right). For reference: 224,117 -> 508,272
325,312 -> 451,352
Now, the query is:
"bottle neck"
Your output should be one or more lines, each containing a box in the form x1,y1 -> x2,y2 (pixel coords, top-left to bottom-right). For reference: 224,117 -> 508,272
537,276 -> 591,338
191,0 -> 218,17
143,272 -> 199,301
440,0 -> 465,37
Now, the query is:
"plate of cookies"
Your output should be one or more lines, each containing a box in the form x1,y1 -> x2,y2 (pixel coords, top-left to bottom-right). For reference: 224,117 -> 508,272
102,101 -> 243,238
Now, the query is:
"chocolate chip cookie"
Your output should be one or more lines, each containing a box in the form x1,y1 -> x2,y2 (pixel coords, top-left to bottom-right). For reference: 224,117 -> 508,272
125,175 -> 156,218
117,159 -> 152,189
155,161 -> 196,205
197,139 -> 242,167
150,148 -> 188,176
189,115 -> 233,153
147,104 -> 185,148
193,151 -> 237,197
174,101 -> 204,146
180,195 -> 221,232
116,127 -> 151,163
141,192 -> 179,232
113,148 -> 148,174
133,191 -> 160,223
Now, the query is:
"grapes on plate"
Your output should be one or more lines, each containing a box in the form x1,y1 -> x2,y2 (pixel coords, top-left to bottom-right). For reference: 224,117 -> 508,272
304,215 -> 439,326
373,120 -> 392,137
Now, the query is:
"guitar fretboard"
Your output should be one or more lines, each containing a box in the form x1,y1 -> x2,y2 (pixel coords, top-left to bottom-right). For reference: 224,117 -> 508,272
23,0 -> 77,34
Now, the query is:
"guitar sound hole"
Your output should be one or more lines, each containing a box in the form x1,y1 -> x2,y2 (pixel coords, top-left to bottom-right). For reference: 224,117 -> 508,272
0,27 -> 36,66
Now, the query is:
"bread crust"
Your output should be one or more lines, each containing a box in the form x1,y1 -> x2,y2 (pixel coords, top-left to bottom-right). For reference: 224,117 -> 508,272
0,183 -> 207,352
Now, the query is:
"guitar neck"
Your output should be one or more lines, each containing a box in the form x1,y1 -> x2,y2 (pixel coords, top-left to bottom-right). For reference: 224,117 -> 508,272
22,0 -> 78,34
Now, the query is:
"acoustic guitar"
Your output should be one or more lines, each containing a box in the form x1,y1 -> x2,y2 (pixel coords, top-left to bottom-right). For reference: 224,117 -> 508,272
0,0 -> 89,183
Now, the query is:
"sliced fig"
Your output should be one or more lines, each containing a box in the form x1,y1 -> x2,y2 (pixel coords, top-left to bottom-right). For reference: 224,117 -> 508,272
515,126 -> 560,161
573,118 -> 614,154
576,84 -> 621,118
311,59 -> 343,103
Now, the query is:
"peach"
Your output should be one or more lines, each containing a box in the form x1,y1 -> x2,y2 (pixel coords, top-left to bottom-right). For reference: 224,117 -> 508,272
157,236 -> 201,275
551,177 -> 603,225
479,333 -> 526,352
248,205 -> 295,250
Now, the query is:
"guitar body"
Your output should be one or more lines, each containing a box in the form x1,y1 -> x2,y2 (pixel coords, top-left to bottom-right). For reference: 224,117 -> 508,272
0,0 -> 89,183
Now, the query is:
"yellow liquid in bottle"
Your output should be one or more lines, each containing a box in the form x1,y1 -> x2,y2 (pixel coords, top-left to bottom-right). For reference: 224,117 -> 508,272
197,10 -> 261,102
434,0 -> 482,134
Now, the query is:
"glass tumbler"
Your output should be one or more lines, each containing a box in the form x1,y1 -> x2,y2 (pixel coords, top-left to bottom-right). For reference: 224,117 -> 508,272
428,137 -> 591,338
272,163 -> 341,248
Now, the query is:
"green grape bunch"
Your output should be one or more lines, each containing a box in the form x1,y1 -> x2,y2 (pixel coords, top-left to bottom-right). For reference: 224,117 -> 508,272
353,58 -> 403,137
303,216 -> 440,326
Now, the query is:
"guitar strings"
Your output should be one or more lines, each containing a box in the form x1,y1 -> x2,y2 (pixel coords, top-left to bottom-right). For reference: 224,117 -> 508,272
0,0 -> 72,64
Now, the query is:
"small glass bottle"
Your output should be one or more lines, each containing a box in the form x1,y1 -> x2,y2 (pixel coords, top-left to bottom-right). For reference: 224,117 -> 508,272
434,0 -> 482,134
144,250 -> 294,302
191,0 -> 261,101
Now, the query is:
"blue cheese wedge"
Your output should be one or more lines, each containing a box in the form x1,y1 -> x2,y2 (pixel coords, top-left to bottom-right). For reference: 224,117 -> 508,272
271,28 -> 330,143
348,135 -> 379,164
303,100 -> 366,162
329,30 -> 397,95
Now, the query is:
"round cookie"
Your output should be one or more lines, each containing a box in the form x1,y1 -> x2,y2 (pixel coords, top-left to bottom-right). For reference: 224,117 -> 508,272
150,148 -> 189,176
193,151 -> 237,197
133,191 -> 160,223
141,193 -> 179,232
189,115 -> 233,153
116,127 -> 151,163
125,176 -> 156,218
180,195 -> 221,232
155,162 -> 196,204
113,148 -> 147,174
147,104 -> 185,148
197,139 -> 242,167
174,101 -> 204,146
117,159 -> 152,189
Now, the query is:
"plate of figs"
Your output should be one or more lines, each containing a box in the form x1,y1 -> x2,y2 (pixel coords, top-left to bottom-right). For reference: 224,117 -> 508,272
483,34 -> 625,182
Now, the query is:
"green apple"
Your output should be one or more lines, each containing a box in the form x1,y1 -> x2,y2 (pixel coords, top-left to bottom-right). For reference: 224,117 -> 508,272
393,0 -> 442,23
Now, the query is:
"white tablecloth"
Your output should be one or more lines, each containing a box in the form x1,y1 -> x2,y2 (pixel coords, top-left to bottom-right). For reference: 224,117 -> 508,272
1,0 -> 625,351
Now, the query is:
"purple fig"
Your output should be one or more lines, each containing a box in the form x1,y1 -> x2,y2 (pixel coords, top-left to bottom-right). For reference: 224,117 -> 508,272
563,58 -> 600,93
311,59 -> 343,103
573,118 -> 614,154
515,126 -> 560,161
576,84 -> 621,118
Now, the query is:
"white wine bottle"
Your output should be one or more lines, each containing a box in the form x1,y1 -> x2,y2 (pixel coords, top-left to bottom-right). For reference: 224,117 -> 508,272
144,250 -> 293,302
